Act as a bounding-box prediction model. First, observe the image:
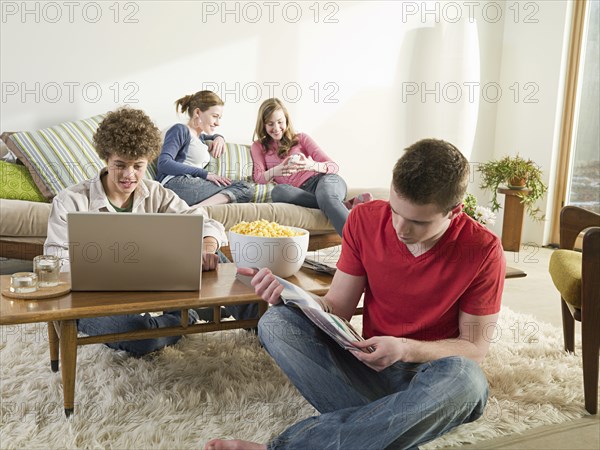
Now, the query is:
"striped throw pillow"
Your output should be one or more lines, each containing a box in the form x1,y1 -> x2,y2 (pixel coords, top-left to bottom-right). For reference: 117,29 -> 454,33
206,142 -> 275,203
1,115 -> 107,199
253,182 -> 275,203
206,142 -> 253,181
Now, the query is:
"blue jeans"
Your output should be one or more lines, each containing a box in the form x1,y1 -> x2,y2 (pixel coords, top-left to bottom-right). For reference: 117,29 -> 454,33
271,174 -> 348,236
78,252 -> 258,356
78,312 -> 189,357
165,174 -> 253,206
259,305 -> 488,450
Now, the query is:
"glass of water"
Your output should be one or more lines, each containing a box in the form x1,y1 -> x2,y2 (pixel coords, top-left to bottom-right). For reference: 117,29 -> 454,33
10,272 -> 38,293
34,255 -> 61,287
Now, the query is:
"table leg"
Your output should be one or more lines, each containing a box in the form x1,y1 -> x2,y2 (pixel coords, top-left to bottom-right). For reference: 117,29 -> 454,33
501,193 -> 526,251
58,319 -> 78,417
258,301 -> 268,318
47,321 -> 59,372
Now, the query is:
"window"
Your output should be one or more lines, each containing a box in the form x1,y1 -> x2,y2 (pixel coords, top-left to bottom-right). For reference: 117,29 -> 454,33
551,0 -> 599,244
568,0 -> 599,214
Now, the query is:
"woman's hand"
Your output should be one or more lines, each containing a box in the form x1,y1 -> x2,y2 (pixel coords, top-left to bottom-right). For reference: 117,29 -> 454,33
271,157 -> 299,177
206,173 -> 232,186
237,267 -> 283,305
209,136 -> 226,158
295,155 -> 325,173
351,336 -> 412,372
286,154 -> 323,173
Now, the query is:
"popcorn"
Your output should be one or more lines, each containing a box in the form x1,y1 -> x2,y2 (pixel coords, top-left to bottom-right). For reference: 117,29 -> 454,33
230,220 -> 304,238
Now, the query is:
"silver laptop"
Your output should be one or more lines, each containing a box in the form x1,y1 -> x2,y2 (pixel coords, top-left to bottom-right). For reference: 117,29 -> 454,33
67,212 -> 203,291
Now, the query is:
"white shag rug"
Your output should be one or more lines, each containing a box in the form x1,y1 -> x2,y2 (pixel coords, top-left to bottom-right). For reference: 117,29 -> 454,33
0,306 -> 588,449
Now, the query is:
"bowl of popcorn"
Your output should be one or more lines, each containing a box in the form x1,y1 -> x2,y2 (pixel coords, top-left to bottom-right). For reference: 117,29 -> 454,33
228,220 -> 309,278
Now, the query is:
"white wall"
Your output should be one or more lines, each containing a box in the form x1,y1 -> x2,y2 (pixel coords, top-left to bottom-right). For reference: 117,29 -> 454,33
1,1 -> 569,245
485,0 -> 570,245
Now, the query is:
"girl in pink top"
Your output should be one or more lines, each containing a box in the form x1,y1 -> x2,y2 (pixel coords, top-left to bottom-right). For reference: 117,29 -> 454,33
250,98 -> 371,236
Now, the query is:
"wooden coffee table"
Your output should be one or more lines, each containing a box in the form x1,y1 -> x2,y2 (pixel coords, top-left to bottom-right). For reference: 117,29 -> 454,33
0,264 -> 333,416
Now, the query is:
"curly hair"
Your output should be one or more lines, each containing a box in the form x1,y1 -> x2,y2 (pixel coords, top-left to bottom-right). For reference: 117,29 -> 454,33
93,107 -> 162,161
253,98 -> 298,157
392,139 -> 469,214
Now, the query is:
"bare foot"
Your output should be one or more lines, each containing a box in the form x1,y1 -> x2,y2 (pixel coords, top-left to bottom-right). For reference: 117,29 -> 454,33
204,439 -> 267,450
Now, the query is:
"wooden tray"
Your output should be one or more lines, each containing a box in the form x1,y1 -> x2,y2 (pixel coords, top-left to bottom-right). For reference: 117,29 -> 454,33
2,282 -> 71,300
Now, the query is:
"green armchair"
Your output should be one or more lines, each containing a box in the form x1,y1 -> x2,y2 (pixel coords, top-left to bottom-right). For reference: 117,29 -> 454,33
549,205 -> 600,414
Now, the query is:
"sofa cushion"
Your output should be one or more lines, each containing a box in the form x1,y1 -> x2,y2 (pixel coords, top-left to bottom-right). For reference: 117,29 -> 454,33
549,249 -> 582,308
0,161 -> 47,202
1,115 -> 108,199
0,198 -> 52,238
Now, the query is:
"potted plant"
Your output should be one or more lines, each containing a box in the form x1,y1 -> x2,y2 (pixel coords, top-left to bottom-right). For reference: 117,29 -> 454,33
477,154 -> 548,221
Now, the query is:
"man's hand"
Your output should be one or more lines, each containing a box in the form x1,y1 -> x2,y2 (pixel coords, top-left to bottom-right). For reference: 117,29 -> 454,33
237,267 -> 283,305
202,252 -> 219,271
202,235 -> 220,272
351,336 -> 412,372
209,136 -> 226,158
206,173 -> 232,186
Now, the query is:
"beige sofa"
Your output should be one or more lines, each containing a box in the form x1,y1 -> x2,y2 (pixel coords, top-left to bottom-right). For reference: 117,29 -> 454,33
0,115 -> 388,260
0,187 -> 389,261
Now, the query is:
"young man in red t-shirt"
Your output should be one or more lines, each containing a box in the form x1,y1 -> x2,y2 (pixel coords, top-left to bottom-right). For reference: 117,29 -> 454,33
206,139 -> 506,450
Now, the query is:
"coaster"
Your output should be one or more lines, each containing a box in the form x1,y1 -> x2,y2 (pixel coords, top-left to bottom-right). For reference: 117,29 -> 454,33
1,282 -> 71,300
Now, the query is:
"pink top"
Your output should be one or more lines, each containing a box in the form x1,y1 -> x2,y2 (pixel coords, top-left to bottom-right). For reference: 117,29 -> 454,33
250,133 -> 339,187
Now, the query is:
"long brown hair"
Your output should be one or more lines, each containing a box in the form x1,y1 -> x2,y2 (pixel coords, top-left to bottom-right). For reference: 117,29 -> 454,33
253,98 -> 298,157
174,90 -> 224,117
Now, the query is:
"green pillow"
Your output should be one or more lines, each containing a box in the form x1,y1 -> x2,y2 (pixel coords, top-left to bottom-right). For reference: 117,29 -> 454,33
0,161 -> 47,202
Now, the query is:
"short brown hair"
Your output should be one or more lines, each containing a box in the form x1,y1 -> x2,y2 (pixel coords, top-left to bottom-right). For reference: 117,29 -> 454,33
93,107 -> 162,161
392,139 -> 469,213
253,98 -> 298,157
175,90 -> 224,117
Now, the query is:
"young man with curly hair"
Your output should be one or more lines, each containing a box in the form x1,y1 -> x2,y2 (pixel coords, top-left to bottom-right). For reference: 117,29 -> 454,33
45,107 -> 255,356
207,139 -> 506,450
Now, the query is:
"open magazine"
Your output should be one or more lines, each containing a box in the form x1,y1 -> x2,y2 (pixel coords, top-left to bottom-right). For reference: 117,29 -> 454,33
237,273 -> 373,353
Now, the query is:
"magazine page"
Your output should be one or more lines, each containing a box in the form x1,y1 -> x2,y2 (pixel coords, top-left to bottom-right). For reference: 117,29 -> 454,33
236,273 -> 371,353
275,275 -> 324,311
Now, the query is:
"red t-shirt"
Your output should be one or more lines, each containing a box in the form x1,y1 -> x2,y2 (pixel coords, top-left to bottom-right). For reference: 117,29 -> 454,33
337,200 -> 505,341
